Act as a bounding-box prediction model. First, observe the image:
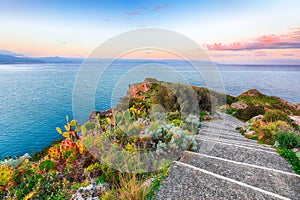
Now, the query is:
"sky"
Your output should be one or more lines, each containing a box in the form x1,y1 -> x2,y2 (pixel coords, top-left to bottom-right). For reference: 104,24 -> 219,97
0,0 -> 300,64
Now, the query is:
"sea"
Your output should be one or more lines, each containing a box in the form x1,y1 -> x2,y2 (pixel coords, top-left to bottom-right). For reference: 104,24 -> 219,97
0,60 -> 299,158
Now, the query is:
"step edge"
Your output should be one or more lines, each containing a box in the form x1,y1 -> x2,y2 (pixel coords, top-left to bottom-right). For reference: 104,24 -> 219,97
183,151 -> 300,178
196,135 -> 273,148
196,138 -> 277,154
174,161 -> 291,200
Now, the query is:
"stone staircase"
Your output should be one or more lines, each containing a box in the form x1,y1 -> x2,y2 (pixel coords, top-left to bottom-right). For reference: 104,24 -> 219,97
155,114 -> 300,200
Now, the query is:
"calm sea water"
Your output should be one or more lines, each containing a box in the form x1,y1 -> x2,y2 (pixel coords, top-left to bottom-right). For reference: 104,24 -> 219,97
0,61 -> 299,158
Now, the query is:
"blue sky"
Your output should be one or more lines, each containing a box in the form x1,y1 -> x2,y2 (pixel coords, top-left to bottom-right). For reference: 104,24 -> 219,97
0,0 -> 300,63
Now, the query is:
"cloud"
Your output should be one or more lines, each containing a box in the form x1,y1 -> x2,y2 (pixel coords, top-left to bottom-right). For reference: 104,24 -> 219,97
205,28 -> 300,50
153,3 -> 169,11
281,53 -> 295,57
253,51 -> 272,57
124,3 -> 169,17
140,5 -> 147,10
209,53 -> 250,57
125,10 -> 141,15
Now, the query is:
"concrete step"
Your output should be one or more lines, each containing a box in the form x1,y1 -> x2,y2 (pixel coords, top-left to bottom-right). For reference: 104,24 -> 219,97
181,151 -> 300,200
195,137 -> 276,152
200,126 -> 242,134
201,123 -> 241,132
199,129 -> 251,140
218,113 -> 247,127
197,133 -> 258,144
201,125 -> 241,132
196,139 -> 294,172
155,161 -> 288,200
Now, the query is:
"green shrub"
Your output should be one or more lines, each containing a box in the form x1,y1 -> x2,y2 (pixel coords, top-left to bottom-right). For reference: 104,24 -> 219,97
199,111 -> 208,121
167,111 -> 181,122
276,131 -> 300,149
257,121 -> 291,145
226,95 -> 238,105
235,104 -> 265,121
264,110 -> 291,123
226,107 -> 237,115
250,135 -> 258,140
277,149 -> 300,175
39,159 -> 55,171
146,165 -> 169,200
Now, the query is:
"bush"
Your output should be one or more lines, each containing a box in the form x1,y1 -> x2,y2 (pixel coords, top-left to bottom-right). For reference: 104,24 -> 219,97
235,104 -> 265,121
276,131 -> 300,149
39,159 -> 55,171
226,107 -> 237,116
277,149 -> 300,175
264,110 -> 291,123
257,121 -> 291,145
0,165 -> 13,187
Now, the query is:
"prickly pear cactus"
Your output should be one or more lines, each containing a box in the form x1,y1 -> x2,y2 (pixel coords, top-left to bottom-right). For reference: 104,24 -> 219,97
0,165 -> 13,186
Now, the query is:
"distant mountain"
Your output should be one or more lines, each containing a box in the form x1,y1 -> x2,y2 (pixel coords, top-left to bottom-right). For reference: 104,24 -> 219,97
38,56 -> 83,63
0,50 -> 83,64
0,54 -> 42,64
0,49 -> 24,57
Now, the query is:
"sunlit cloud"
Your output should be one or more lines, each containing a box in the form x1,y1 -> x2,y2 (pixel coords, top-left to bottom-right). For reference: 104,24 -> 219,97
281,53 -> 295,57
253,51 -> 272,57
205,28 -> 300,50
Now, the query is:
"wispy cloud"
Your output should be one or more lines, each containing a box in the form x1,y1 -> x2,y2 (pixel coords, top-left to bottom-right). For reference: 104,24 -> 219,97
281,53 -> 295,57
125,10 -> 141,15
140,5 -> 147,10
205,28 -> 300,50
153,3 -> 169,11
209,53 -> 250,57
125,2 -> 169,16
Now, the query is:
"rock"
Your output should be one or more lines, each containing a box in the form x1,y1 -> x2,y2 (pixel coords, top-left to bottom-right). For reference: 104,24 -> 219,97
71,183 -> 109,200
245,130 -> 255,136
230,101 -> 248,109
289,115 -> 300,126
142,178 -> 155,187
246,114 -> 264,125
126,79 -> 151,99
88,108 -> 113,121
252,115 -> 264,120
219,104 -> 229,111
239,89 -> 264,98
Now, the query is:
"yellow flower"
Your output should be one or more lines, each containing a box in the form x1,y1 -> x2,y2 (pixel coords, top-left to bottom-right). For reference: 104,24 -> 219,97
24,191 -> 35,200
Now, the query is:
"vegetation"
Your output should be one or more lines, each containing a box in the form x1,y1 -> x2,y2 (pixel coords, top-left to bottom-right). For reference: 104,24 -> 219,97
224,89 -> 300,121
1,79 -> 299,198
263,110 -> 292,124
243,109 -> 300,175
0,79 -> 210,199
277,149 -> 300,174
276,131 -> 300,150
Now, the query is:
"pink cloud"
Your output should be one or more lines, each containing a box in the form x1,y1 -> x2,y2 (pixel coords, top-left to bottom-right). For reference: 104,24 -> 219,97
125,10 -> 141,15
205,28 -> 300,50
253,51 -> 272,57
